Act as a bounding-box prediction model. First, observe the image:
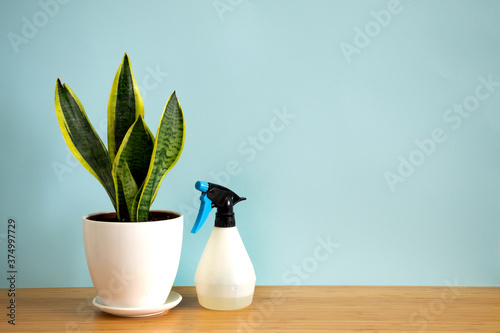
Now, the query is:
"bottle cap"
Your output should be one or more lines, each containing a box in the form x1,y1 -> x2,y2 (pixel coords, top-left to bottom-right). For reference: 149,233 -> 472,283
191,181 -> 246,234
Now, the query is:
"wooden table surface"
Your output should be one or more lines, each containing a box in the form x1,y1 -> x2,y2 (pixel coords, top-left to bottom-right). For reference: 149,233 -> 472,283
1,286 -> 499,332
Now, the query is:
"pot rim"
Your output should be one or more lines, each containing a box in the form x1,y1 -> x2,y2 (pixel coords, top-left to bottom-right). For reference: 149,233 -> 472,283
83,210 -> 182,223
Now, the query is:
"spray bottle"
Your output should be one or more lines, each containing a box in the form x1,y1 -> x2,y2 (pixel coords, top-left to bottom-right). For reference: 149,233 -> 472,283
191,181 -> 256,310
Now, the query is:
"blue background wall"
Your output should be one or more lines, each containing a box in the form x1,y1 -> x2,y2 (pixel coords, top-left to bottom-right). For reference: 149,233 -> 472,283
0,0 -> 499,288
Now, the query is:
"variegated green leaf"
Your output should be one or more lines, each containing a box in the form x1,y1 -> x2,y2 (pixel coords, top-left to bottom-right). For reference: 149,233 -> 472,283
112,115 -> 154,221
54,79 -> 117,209
107,53 -> 144,162
136,92 -> 184,221
131,182 -> 144,222
117,161 -> 139,220
114,176 -> 129,221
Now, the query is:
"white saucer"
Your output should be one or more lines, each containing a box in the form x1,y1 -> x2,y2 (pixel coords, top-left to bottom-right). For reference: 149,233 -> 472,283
93,291 -> 182,317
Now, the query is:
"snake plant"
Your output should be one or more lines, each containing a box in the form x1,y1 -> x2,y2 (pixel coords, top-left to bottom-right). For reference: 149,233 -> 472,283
54,53 -> 184,222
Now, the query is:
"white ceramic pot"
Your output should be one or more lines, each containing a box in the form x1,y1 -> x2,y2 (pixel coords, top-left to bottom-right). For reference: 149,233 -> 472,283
82,210 -> 183,308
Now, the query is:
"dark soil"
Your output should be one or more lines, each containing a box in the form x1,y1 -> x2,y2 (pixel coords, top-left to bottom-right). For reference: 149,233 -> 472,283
87,211 -> 180,222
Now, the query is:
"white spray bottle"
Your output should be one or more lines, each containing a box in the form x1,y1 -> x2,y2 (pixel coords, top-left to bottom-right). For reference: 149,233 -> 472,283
191,181 -> 256,310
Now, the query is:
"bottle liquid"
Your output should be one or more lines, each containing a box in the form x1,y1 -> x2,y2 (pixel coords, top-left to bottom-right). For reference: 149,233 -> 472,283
191,181 -> 256,310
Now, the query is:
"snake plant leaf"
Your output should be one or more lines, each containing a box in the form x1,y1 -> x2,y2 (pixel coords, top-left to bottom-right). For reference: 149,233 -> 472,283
107,53 -> 144,162
131,182 -> 145,222
112,115 -> 154,221
113,177 -> 129,221
136,92 -> 184,221
54,79 -> 117,209
117,160 -> 139,220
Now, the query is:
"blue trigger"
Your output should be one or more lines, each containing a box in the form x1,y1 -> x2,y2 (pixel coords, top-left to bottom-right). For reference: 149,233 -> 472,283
191,192 -> 213,234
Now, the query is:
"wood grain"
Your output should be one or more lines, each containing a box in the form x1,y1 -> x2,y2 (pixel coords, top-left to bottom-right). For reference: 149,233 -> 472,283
0,286 -> 498,332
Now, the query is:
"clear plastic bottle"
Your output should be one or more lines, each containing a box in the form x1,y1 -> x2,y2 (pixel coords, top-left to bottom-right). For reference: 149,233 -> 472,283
191,181 -> 256,310
195,226 -> 256,310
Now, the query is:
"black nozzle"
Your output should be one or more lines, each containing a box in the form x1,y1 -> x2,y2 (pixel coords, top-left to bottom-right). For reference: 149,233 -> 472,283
205,182 -> 246,228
